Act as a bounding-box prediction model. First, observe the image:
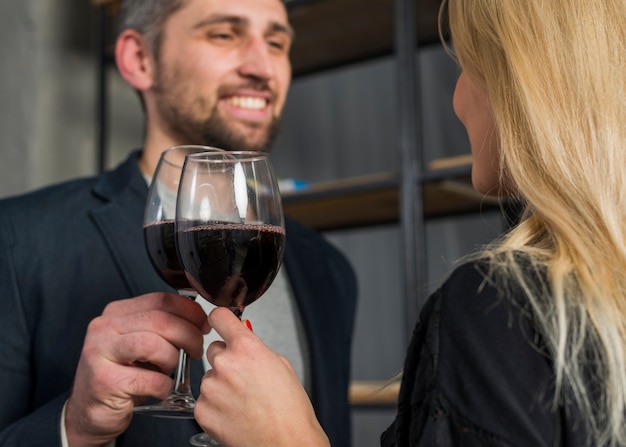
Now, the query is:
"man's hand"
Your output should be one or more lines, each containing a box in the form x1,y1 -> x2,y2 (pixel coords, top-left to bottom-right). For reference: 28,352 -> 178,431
65,292 -> 209,447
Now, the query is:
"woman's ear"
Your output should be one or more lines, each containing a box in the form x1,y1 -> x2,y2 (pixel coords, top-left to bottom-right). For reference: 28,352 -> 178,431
115,29 -> 154,91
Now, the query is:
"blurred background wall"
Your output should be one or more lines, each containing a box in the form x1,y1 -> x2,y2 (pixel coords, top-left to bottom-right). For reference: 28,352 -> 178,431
0,1 -> 504,444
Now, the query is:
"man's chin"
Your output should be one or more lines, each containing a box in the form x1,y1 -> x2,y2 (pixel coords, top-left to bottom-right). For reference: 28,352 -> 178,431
189,112 -> 280,151
204,132 -> 271,152
219,123 -> 277,152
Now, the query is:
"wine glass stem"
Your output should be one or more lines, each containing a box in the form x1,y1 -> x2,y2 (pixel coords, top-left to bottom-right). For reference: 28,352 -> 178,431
172,348 -> 192,395
174,290 -> 197,397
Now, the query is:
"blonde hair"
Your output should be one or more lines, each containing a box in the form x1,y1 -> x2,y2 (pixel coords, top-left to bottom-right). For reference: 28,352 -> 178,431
441,0 -> 626,444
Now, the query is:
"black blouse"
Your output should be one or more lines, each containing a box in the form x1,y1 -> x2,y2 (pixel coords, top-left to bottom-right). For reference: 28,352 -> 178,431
381,260 -> 587,446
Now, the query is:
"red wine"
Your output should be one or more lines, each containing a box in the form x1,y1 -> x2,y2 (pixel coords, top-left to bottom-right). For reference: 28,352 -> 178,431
143,220 -> 192,291
176,221 -> 285,316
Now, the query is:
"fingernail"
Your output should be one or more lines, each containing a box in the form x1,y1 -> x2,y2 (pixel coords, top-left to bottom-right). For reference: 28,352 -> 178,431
243,319 -> 253,331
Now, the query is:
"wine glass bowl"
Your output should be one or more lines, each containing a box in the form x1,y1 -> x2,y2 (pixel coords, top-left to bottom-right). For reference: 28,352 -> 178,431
176,151 -> 285,318
176,221 -> 285,317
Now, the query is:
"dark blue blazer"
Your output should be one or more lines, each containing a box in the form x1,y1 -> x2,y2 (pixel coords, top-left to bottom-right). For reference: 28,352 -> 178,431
0,152 -> 357,447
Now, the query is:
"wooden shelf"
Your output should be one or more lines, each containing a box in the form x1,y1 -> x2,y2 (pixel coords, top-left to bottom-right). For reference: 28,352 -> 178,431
90,0 -> 442,77
282,155 -> 501,231
349,380 -> 401,407
91,0 -> 118,13
287,0 -> 442,76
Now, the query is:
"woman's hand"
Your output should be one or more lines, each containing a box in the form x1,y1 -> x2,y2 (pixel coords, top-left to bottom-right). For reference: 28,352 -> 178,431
196,306 -> 330,447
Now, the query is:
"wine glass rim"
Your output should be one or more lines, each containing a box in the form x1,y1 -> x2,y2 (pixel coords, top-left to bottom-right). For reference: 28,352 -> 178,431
167,144 -> 225,151
159,145 -> 225,168
186,150 -> 269,163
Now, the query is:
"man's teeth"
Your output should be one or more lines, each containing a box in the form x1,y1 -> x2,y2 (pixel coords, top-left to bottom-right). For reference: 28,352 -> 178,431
227,96 -> 267,110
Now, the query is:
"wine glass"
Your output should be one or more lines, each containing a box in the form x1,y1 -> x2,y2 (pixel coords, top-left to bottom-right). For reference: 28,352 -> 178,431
136,145 -> 223,417
175,151 -> 285,446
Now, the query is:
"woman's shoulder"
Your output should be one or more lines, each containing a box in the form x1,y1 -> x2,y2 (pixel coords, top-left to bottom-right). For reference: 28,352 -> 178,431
410,256 -> 558,445
435,256 -> 535,344
436,253 -> 542,315
434,258 -> 499,311
390,255 -> 557,446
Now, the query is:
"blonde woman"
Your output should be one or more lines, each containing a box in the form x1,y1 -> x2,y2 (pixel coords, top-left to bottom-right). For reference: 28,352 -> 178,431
192,0 -> 626,445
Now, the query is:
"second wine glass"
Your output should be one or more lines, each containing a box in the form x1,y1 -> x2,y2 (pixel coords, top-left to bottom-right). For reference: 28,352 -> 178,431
137,145 -> 223,417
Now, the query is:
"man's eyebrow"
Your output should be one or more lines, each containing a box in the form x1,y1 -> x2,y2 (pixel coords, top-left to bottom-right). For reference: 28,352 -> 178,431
269,22 -> 295,40
193,14 -> 295,39
192,14 -> 244,30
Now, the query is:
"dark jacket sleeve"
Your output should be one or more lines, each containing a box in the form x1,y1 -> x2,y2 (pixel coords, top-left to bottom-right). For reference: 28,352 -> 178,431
0,211 -> 65,446
0,395 -> 66,447
0,154 -> 151,445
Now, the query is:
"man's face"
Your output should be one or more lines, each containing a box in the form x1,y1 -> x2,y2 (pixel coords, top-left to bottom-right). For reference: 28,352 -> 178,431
150,0 -> 293,151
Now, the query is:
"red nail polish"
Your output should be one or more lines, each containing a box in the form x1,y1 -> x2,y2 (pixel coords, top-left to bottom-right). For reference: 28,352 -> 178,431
244,319 -> 253,331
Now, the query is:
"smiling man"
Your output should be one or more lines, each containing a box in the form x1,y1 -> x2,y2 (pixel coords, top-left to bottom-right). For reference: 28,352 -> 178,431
117,0 -> 294,174
0,0 -> 357,446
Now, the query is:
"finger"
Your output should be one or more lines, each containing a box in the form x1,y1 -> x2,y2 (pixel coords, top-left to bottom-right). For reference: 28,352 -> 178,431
278,354 -> 296,373
128,367 -> 174,402
104,292 -> 208,331
112,331 -> 181,372
84,316 -> 182,374
112,362 -> 174,402
79,350 -> 175,404
205,340 -> 227,368
207,307 -> 250,343
93,311 -> 206,359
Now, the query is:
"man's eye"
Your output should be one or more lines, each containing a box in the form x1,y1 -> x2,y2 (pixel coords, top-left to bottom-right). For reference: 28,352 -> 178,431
268,38 -> 290,52
269,41 -> 284,50
210,32 -> 234,40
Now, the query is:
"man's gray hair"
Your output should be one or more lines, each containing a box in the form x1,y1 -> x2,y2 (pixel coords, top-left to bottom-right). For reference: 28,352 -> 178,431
117,0 -> 186,54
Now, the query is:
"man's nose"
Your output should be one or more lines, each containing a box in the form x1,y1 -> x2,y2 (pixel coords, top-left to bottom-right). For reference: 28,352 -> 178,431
238,37 -> 274,81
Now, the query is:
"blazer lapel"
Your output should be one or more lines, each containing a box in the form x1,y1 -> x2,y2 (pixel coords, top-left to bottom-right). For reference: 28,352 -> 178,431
88,151 -> 165,297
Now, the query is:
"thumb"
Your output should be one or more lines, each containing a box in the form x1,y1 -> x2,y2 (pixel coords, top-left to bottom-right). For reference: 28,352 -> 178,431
207,307 -> 248,342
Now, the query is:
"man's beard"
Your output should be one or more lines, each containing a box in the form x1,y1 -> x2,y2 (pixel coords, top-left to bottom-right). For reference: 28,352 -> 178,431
159,98 -> 281,152
153,64 -> 282,152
